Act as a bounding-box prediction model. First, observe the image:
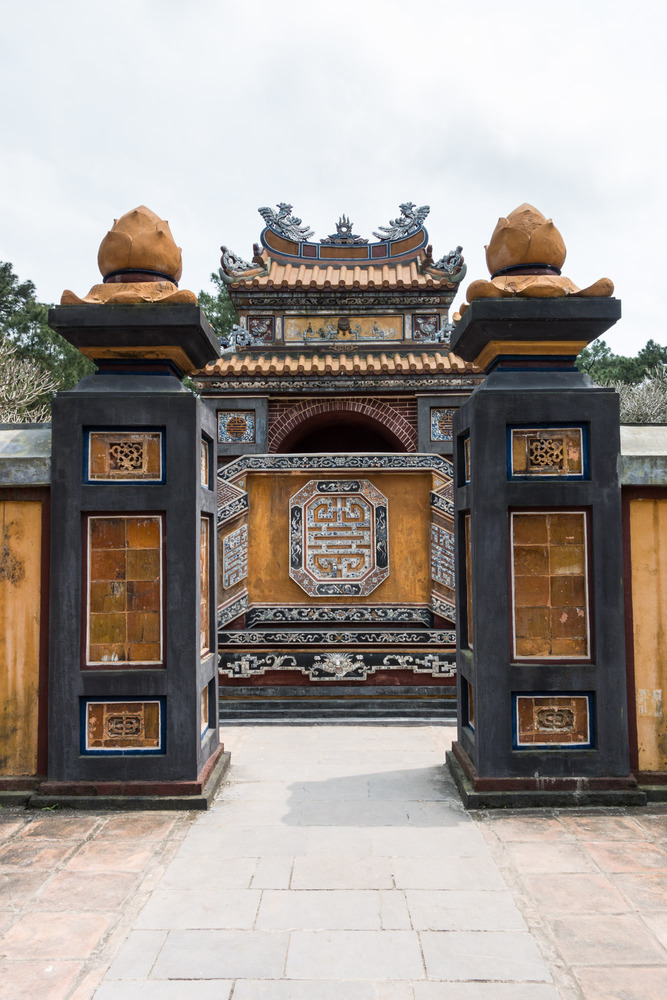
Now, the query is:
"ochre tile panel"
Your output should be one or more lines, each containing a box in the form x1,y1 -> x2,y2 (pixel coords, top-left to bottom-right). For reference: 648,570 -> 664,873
511,511 -> 589,660
86,515 -> 163,667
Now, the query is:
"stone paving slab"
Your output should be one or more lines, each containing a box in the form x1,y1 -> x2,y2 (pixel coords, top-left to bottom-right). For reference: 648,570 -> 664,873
0,723 -> 666,999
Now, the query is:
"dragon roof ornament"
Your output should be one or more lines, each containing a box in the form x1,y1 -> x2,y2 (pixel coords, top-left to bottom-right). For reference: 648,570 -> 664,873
372,202 -> 430,241
220,246 -> 254,276
258,203 -> 315,243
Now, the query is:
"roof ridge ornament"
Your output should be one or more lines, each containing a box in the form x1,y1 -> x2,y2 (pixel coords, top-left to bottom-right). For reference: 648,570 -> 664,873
258,203 -> 315,243
220,246 -> 253,275
321,215 -> 369,246
372,202 -> 430,241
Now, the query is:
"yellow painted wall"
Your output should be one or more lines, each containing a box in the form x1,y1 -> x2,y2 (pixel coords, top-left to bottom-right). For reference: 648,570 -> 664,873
247,472 -> 431,605
629,497 -> 667,772
0,501 -> 42,776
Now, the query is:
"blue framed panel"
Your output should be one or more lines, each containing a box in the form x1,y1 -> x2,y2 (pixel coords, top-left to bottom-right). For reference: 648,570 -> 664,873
512,692 -> 594,751
80,697 -> 166,756
507,423 -> 589,481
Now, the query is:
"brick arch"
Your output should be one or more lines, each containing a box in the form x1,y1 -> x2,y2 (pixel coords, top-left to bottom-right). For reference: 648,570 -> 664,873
269,399 -> 418,453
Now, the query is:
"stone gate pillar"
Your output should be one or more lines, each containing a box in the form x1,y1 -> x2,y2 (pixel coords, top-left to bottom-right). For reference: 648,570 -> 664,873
38,207 -> 227,808
446,204 -> 644,807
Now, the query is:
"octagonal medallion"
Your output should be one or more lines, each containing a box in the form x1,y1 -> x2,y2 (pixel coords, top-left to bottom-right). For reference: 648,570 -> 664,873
289,479 -> 389,597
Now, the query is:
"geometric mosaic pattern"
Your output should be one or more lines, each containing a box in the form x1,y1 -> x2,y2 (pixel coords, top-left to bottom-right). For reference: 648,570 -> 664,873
431,523 -> 455,588
289,479 -> 389,597
511,511 -> 589,660
218,411 -> 256,443
223,524 -> 248,590
430,408 -> 455,442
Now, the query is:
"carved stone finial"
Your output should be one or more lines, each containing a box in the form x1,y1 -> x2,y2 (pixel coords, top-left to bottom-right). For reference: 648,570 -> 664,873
258,203 -> 314,242
373,202 -> 430,241
61,206 -> 197,305
464,203 -> 614,305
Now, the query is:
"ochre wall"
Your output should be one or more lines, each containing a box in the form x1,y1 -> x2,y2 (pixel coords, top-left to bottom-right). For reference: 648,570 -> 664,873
247,472 -> 431,606
628,496 -> 667,773
0,500 -> 43,776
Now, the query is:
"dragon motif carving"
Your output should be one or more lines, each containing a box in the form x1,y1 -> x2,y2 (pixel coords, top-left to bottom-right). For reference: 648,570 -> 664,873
373,202 -> 430,241
258,203 -> 314,242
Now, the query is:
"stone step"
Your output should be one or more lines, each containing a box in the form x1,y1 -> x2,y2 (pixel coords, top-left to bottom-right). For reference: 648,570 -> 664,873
219,685 -> 456,723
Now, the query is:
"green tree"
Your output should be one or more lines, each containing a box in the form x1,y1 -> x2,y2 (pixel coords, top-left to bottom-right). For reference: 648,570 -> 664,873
576,338 -> 667,385
198,271 -> 238,344
0,261 -> 94,410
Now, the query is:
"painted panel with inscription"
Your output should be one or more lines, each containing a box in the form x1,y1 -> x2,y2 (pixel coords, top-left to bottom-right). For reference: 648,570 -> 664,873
284,315 -> 403,343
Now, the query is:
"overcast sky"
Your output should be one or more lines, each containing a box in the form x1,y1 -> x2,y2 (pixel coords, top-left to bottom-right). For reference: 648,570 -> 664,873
1,0 -> 664,353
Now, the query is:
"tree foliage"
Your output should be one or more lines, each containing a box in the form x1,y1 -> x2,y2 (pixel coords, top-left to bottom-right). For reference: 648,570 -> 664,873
576,338 -> 667,384
0,261 -> 94,418
198,271 -> 238,344
0,334 -> 59,422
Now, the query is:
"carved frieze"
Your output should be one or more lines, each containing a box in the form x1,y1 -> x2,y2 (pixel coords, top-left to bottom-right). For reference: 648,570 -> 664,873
219,651 -> 456,682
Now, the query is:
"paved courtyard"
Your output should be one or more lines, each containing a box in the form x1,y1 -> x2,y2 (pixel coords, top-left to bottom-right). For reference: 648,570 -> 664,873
1,724 -> 666,999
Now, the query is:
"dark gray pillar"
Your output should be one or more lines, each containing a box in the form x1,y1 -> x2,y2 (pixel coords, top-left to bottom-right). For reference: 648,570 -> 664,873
447,298 -> 644,807
40,305 -> 226,807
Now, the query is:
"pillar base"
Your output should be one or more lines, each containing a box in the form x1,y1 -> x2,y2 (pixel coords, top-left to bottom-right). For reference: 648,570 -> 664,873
30,746 -> 231,812
447,743 -> 646,809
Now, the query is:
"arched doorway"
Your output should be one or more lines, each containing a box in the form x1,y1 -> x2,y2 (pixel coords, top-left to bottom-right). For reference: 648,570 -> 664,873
278,413 -> 403,453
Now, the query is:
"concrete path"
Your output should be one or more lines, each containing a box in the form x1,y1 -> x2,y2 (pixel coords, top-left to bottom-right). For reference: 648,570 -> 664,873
1,724 -> 667,998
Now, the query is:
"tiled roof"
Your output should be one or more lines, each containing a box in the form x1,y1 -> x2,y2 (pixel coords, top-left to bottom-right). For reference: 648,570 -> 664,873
203,351 -> 477,376
226,259 -> 459,292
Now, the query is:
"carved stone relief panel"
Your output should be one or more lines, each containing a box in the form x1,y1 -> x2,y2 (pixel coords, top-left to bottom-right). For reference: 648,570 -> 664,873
289,479 -> 389,597
514,694 -> 592,748
510,427 -> 585,478
223,524 -> 248,590
83,699 -> 163,753
87,431 -> 163,482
